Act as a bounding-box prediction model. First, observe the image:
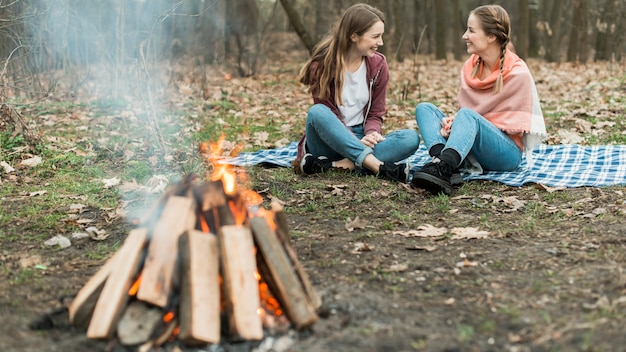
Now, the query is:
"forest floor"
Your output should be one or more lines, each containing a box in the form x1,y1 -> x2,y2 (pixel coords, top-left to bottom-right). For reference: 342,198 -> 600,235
1,54 -> 626,352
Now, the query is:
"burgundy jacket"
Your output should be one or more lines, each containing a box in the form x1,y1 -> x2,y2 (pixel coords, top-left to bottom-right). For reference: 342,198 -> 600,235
294,52 -> 389,168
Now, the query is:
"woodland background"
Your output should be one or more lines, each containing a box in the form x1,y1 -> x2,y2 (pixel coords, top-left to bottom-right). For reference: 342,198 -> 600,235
0,0 -> 625,103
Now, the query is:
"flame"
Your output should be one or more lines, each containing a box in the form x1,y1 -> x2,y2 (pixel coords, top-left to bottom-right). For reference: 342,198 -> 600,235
255,270 -> 283,317
199,215 -> 209,233
128,271 -> 143,296
229,200 -> 247,226
170,326 -> 179,341
163,311 -> 175,323
242,189 -> 263,209
205,135 -> 237,194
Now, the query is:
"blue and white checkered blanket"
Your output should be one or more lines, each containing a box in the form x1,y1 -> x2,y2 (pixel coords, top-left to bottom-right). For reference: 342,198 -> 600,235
223,142 -> 626,188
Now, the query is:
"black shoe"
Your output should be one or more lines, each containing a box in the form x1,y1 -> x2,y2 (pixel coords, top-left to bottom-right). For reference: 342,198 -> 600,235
411,159 -> 455,195
377,162 -> 410,183
300,153 -> 333,174
352,167 -> 376,177
450,172 -> 464,187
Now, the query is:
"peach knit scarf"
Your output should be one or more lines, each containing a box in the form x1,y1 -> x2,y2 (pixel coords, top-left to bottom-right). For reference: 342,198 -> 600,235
458,51 -> 547,158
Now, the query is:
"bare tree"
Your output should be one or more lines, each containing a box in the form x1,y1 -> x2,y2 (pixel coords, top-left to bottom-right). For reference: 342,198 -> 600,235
450,0 -> 464,61
567,0 -> 590,62
595,0 -> 618,61
279,0 -> 315,54
517,0 -> 530,59
434,0 -> 447,60
545,0 -> 565,62
392,0 -> 405,62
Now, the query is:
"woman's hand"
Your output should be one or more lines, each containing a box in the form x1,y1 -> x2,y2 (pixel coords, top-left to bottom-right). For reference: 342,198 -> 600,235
361,132 -> 385,148
440,116 -> 455,138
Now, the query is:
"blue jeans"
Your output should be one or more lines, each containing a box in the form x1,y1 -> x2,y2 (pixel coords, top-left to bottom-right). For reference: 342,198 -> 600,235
415,102 -> 522,171
305,104 -> 420,167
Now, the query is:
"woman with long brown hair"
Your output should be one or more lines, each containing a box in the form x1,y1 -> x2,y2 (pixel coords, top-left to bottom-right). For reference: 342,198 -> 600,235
295,3 -> 420,183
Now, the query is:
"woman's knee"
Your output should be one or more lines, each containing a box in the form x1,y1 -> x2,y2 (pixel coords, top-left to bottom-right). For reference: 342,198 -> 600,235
308,104 -> 332,120
456,107 -> 480,121
415,102 -> 438,117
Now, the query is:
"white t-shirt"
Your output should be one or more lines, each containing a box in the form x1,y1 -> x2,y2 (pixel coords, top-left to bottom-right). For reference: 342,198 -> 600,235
339,60 -> 368,127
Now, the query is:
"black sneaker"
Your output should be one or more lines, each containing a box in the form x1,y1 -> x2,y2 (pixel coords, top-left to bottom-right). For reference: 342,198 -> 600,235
377,162 -> 410,183
352,167 -> 376,177
450,172 -> 464,187
411,159 -> 455,195
300,153 -> 333,174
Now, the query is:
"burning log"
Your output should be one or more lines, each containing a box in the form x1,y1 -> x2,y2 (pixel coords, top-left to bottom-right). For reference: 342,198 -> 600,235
69,174 -> 321,349
137,195 -> 196,307
177,230 -> 220,345
250,215 -> 317,329
219,224 -> 263,340
86,228 -> 147,339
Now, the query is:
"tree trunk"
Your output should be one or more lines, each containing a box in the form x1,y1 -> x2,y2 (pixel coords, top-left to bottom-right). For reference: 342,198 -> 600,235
595,0 -> 617,61
545,0 -> 564,62
452,0 -> 463,61
313,0 -> 333,43
517,0 -> 530,59
392,0 -> 405,62
279,0 -> 316,54
567,0 -> 589,63
434,0 -> 447,60
528,0 -> 541,57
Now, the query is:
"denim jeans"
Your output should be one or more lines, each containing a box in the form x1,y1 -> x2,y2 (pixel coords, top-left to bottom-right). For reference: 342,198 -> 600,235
415,102 -> 522,171
305,104 -> 420,167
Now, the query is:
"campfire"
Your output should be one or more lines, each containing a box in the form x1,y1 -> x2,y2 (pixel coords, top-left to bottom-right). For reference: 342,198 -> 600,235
68,142 -> 321,349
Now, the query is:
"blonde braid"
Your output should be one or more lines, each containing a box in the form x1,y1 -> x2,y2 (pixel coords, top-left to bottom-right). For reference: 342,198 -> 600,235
471,57 -> 482,78
493,41 -> 507,93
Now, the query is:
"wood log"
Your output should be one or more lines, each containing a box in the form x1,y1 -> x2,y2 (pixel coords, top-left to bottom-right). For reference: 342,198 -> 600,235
249,217 -> 318,330
219,225 -> 263,340
270,200 -> 291,247
138,174 -> 195,227
192,180 -> 226,233
137,195 -> 196,307
86,228 -> 148,339
116,301 -> 163,346
271,210 -> 322,310
68,229 -> 145,329
267,202 -> 322,309
177,230 -> 220,345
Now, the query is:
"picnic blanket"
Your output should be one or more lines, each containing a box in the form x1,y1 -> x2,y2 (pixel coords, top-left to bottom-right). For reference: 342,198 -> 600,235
223,142 -> 626,188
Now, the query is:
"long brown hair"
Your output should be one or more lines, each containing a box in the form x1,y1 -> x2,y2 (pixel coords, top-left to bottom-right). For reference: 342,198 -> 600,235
298,3 -> 384,105
469,5 -> 511,93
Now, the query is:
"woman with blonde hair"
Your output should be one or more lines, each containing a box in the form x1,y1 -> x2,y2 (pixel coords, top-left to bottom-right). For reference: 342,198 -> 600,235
411,4 -> 546,195
295,3 -> 420,183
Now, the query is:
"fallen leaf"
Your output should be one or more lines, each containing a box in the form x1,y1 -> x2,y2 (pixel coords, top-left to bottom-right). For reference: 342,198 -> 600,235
345,216 -> 367,232
406,245 -> 438,252
352,242 -> 373,253
386,263 -> 409,272
1,161 -> 15,173
101,177 -> 120,189
450,227 -> 490,240
145,175 -> 169,193
393,224 -> 447,238
86,226 -> 109,241
456,259 -> 479,267
71,232 -> 90,239
69,203 -> 87,213
44,235 -> 71,249
535,183 -> 567,193
20,156 -> 42,167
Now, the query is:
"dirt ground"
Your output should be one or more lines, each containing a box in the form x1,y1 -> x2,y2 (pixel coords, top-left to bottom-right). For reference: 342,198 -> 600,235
2,167 -> 626,352
2,53 -> 626,351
